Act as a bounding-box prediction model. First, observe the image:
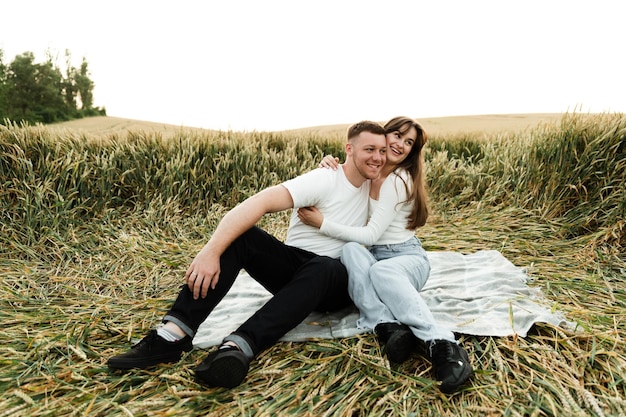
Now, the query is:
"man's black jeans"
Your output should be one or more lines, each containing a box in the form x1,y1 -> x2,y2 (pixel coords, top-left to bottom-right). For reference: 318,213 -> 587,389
165,226 -> 352,355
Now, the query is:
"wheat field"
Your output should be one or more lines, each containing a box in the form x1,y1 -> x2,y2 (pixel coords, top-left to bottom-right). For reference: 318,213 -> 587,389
1,113 -> 624,416
51,113 -> 566,137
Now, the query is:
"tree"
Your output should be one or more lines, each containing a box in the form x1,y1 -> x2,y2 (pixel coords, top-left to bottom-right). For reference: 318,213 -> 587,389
0,49 -> 104,125
5,52 -> 39,121
36,52 -> 68,122
74,58 -> 94,110
0,49 -> 7,119
62,49 -> 77,111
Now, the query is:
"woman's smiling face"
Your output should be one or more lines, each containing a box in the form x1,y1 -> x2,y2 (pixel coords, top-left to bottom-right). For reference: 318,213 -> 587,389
385,125 -> 417,166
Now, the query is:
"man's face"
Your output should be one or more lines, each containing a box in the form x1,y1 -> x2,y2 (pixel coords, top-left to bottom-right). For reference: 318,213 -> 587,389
347,131 -> 387,180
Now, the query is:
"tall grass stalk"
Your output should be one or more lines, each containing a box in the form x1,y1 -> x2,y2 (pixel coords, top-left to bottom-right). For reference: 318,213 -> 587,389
428,112 -> 626,248
1,123 -> 343,245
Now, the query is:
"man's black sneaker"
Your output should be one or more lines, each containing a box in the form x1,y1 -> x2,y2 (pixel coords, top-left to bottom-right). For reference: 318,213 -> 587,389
427,339 -> 472,393
195,345 -> 250,388
374,322 -> 417,363
107,330 -> 193,369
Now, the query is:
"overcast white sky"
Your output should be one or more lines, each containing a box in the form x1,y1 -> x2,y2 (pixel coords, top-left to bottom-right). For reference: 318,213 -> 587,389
2,0 -> 624,131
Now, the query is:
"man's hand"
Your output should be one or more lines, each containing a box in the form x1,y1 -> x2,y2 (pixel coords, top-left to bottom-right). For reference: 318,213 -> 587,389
185,246 -> 221,299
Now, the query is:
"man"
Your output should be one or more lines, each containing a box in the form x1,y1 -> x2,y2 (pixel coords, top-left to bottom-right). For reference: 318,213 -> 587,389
108,120 -> 387,388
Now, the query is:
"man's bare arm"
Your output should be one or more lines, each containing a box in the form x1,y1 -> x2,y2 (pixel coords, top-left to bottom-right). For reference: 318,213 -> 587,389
185,185 -> 294,299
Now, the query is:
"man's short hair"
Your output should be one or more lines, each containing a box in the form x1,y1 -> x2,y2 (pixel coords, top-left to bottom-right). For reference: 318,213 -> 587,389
347,121 -> 385,140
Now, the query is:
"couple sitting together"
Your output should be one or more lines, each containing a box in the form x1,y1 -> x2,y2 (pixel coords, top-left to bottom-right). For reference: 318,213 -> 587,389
107,117 -> 473,394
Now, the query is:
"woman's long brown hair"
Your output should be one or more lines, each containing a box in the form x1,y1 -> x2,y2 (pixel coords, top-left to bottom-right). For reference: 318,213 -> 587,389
384,116 -> 429,229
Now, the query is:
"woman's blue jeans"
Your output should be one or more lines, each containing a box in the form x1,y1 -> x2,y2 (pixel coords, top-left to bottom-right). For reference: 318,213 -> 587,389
342,237 -> 455,342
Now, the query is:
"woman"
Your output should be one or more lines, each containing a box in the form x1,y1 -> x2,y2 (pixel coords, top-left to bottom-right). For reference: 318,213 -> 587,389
297,117 -> 472,394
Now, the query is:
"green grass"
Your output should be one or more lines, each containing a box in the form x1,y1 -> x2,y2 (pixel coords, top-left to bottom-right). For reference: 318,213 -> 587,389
1,114 -> 624,416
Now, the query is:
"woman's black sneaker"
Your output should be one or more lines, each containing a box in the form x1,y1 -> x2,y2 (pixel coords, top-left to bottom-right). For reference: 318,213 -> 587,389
426,340 -> 472,393
374,322 -> 417,363
107,330 -> 193,369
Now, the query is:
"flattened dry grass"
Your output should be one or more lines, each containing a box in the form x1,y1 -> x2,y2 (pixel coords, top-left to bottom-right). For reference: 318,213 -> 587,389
1,115 -> 624,416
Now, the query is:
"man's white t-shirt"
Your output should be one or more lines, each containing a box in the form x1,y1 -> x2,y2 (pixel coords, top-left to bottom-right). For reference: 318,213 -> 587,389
282,166 -> 370,258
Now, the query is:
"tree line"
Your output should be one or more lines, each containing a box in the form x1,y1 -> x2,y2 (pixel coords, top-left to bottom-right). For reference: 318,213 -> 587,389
0,49 -> 106,125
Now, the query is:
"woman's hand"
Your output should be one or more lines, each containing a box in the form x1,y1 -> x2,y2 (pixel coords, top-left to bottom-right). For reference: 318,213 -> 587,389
297,206 -> 324,228
318,155 -> 340,170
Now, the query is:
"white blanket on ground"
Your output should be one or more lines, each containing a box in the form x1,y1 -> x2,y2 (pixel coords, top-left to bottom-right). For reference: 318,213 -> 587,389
194,250 -> 574,348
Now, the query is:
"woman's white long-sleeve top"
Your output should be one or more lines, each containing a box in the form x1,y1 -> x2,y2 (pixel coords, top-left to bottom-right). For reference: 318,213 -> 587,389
319,168 -> 414,245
